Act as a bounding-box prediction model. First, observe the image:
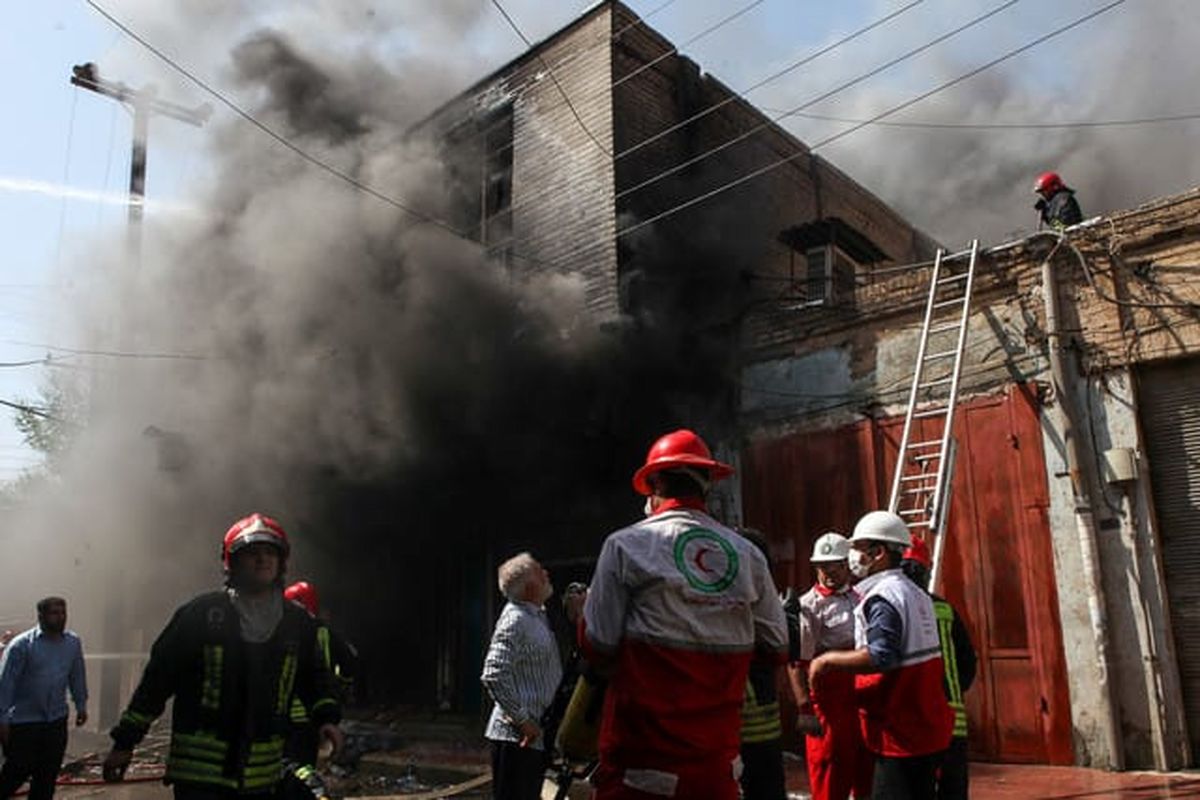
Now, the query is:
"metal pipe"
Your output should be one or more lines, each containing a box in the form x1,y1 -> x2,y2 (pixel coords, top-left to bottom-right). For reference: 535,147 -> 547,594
1041,238 -> 1125,770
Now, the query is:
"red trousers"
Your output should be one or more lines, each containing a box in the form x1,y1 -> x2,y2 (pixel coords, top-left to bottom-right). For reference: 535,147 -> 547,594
806,671 -> 874,800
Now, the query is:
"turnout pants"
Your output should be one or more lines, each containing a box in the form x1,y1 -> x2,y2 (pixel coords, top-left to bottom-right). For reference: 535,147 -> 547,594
871,752 -> 943,800
739,738 -> 786,800
0,718 -> 68,800
591,757 -> 742,800
806,671 -> 873,800
936,736 -> 969,800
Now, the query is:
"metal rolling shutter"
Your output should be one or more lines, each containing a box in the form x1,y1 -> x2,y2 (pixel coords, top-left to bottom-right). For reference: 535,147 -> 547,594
1139,359 -> 1200,756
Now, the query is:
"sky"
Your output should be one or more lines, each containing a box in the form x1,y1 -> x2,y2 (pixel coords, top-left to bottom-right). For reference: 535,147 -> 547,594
2,0 -> 1197,482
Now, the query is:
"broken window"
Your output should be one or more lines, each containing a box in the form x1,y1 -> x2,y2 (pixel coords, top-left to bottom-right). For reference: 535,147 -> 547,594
779,218 -> 887,309
440,105 -> 514,269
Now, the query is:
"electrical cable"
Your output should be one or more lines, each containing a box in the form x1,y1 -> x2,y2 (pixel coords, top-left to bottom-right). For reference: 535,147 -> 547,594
612,0 -> 767,89
614,0 -> 681,40
762,108 -> 1200,130
615,0 -> 1128,241
489,0 -> 613,156
4,340 -> 208,361
83,0 -> 474,242
615,0 -> 925,160
615,0 -> 1021,200
54,90 -> 79,273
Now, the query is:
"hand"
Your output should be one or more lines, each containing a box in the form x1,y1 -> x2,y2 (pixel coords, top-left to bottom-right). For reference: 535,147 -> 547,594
75,710 -> 88,727
517,719 -> 541,748
564,591 -> 587,625
796,712 -> 824,737
0,723 -> 8,748
318,723 -> 344,757
102,748 -> 133,783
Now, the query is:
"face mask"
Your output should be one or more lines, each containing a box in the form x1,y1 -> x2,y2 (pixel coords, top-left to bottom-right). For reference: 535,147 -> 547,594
848,548 -> 873,579
643,498 -> 655,517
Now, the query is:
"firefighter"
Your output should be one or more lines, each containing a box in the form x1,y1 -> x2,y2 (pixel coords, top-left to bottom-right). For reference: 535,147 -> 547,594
283,581 -> 359,767
737,528 -> 786,800
788,532 -> 873,800
101,513 -> 343,799
901,538 -> 977,800
1033,171 -> 1083,230
580,429 -> 788,800
808,511 -> 953,800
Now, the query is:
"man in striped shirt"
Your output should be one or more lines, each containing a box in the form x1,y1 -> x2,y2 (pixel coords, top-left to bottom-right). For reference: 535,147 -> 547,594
481,552 -> 563,800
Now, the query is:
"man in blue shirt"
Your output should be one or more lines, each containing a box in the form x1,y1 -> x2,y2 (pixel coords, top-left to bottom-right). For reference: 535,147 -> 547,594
0,597 -> 88,800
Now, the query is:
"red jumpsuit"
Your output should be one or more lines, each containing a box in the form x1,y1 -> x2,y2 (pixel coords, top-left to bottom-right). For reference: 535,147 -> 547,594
798,583 -> 873,800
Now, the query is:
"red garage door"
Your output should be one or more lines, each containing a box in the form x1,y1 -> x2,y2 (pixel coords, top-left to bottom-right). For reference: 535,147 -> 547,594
742,383 -> 1073,764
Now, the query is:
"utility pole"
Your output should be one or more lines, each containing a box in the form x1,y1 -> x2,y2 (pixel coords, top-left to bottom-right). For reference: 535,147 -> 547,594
68,63 -> 210,730
70,63 -> 211,280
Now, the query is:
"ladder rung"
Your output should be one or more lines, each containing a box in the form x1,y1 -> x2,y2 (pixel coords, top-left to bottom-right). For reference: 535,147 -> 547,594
938,273 -> 969,285
929,323 -> 960,334
919,378 -> 954,389
900,474 -> 937,483
906,519 -> 933,528
914,407 -> 948,419
912,453 -> 941,462
933,297 -> 966,309
923,350 -> 957,362
898,508 -> 926,517
906,440 -> 941,449
901,487 -> 933,496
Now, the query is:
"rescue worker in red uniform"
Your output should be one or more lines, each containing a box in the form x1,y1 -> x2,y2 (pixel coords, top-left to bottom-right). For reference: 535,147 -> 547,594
580,429 -> 788,800
809,511 -> 953,800
788,532 -> 873,800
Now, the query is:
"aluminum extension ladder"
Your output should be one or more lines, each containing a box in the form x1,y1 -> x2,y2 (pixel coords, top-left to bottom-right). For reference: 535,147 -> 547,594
887,239 -> 980,591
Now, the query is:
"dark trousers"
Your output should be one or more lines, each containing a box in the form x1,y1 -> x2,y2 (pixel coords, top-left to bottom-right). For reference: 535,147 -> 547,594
936,737 -> 969,800
0,718 -> 68,800
490,740 -> 546,800
284,721 -> 320,766
871,752 -> 943,800
740,739 -> 787,800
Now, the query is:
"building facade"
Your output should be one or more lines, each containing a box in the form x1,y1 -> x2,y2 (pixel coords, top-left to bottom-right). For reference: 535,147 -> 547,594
741,188 -> 1200,770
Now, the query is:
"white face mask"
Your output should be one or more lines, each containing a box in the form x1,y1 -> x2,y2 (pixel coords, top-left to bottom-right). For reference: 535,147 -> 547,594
643,497 -> 655,517
847,548 -> 873,579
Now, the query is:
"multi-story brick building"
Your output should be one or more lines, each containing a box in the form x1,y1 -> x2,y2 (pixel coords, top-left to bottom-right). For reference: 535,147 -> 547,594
407,1 -> 940,714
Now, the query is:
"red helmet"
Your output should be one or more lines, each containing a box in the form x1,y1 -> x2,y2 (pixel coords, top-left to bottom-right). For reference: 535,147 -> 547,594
222,513 -> 290,571
1033,171 -> 1065,195
632,429 -> 734,496
284,581 -> 319,616
902,536 -> 932,569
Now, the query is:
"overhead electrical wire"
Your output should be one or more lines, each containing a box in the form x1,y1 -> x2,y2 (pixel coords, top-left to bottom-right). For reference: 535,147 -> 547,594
488,0 -> 614,156
614,0 -> 1129,242
762,108 -> 1200,130
615,0 -> 925,160
616,0 -> 1022,200
612,0 -> 767,89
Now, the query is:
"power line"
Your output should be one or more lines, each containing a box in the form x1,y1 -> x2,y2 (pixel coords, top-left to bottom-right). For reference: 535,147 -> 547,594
4,340 -> 208,361
83,0 -> 472,243
615,0 -> 924,160
489,0 -> 612,156
763,108 -> 1200,130
0,399 -> 62,423
616,0 -> 1128,241
616,0 -> 1022,200
614,0 -> 681,40
612,0 -> 767,89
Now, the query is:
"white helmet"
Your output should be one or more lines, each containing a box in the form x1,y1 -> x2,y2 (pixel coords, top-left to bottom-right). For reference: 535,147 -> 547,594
810,532 -> 850,563
850,510 -> 912,548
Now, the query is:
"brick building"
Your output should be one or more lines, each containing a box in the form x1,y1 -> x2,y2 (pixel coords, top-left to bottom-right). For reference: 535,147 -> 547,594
408,2 -> 938,713
742,187 -> 1200,770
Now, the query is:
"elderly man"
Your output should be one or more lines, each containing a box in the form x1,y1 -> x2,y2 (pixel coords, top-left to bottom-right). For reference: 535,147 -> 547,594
809,512 -> 953,800
0,597 -> 88,800
481,552 -> 563,800
581,429 -> 789,800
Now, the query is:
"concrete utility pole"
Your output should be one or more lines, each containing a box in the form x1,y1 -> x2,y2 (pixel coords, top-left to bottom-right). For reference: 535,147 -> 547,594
68,63 -> 210,729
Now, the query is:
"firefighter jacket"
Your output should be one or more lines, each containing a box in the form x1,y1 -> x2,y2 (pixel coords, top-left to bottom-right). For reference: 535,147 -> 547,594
110,591 -> 341,794
932,595 -> 977,740
1036,188 -> 1083,229
290,624 -> 358,724
740,659 -> 782,744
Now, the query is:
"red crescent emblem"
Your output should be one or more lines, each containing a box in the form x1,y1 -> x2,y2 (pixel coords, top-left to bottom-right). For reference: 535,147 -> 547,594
692,545 -> 717,575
